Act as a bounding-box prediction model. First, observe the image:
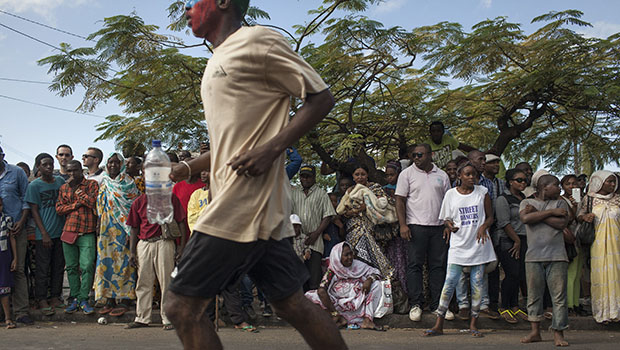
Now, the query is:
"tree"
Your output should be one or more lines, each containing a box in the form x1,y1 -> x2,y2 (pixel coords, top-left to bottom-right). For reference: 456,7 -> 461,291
39,4 -> 620,178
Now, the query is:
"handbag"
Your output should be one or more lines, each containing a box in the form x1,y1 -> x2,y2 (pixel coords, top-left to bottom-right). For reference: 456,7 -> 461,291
160,221 -> 182,240
575,196 -> 595,245
373,279 -> 394,318
60,231 -> 79,244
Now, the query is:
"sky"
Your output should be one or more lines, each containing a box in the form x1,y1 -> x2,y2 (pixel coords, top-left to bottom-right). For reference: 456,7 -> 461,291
1,0 -> 619,170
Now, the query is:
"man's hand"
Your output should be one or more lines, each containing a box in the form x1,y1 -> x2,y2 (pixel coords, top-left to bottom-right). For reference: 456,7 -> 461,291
400,225 -> 411,241
228,144 -> 280,177
563,228 -> 576,245
41,232 -> 52,248
509,240 -> 521,259
581,213 -> 595,223
523,204 -> 537,214
11,221 -> 24,236
170,162 -> 189,183
553,208 -> 568,217
304,231 -> 321,246
130,253 -> 139,269
476,226 -> 490,244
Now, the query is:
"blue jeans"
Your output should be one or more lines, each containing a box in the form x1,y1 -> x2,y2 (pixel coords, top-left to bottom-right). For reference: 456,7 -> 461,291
437,264 -> 485,318
525,261 -> 568,331
456,268 -> 490,309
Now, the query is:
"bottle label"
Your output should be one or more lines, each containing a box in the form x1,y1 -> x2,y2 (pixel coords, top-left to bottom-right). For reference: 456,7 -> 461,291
145,166 -> 171,182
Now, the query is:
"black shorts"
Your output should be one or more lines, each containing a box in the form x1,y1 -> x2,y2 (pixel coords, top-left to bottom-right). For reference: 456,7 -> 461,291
168,232 -> 309,302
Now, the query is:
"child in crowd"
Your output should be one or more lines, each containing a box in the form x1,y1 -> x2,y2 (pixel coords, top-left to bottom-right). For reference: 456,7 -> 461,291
1,198 -> 18,329
291,214 -> 311,262
383,161 -> 401,198
519,174 -> 570,347
424,162 -> 496,337
186,171 -> 210,234
323,193 -> 345,258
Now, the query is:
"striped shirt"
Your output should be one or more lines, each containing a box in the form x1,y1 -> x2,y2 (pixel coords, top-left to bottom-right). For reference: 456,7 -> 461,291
290,184 -> 336,254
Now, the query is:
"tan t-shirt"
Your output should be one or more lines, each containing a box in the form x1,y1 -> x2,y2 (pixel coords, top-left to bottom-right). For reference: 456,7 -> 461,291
194,26 -> 328,243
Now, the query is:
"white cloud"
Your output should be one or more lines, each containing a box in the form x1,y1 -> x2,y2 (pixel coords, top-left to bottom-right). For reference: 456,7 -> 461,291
578,21 -> 620,39
0,0 -> 89,19
374,0 -> 406,14
480,0 -> 492,9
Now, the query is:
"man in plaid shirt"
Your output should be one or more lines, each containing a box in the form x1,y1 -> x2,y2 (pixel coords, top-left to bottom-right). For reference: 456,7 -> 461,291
55,160 -> 99,314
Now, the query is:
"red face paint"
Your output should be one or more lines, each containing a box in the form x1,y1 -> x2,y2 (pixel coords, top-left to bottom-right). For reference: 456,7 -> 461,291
187,0 -> 220,39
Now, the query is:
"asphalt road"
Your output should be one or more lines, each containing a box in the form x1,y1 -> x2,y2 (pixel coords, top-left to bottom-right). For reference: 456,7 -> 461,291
3,322 -> 619,350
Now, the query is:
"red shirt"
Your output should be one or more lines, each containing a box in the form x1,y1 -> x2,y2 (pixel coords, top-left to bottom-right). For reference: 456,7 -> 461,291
172,179 -> 205,241
127,193 -> 186,240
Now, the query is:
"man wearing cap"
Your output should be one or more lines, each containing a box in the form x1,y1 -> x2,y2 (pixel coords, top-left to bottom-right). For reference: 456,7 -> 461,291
483,153 -> 505,203
290,165 -> 336,290
166,1 -> 346,349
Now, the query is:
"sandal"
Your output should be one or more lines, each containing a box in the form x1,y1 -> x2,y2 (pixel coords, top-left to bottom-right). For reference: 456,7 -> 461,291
162,324 -> 175,331
125,322 -> 148,329
470,329 -> 484,337
347,324 -> 360,330
235,324 -> 259,333
99,304 -> 114,315
109,307 -> 128,317
40,307 -> 55,316
499,309 -> 518,324
421,329 -> 443,337
6,321 -> 17,329
514,309 -> 528,321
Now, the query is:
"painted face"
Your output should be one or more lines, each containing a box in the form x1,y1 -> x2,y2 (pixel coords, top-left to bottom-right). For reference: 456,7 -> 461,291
186,0 -> 220,39
352,167 -> 369,186
385,167 -> 398,186
39,158 -> 54,177
458,165 -> 477,188
341,245 -> 354,268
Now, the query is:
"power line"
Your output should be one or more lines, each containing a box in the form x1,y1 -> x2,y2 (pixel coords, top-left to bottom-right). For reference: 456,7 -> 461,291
0,93 -> 108,119
0,77 -> 50,84
0,9 -> 90,41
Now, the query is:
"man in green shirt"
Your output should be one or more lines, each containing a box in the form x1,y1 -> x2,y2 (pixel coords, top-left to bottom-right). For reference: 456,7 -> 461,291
425,121 -> 475,169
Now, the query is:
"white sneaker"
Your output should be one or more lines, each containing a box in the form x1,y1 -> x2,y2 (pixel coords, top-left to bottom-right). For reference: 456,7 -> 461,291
445,310 -> 455,321
409,305 -> 422,322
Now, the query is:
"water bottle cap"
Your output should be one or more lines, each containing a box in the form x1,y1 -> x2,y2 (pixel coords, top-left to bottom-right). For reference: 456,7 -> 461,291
152,140 -> 162,148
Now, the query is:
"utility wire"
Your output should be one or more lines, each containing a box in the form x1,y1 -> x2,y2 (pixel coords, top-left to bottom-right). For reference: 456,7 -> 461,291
0,9 -> 90,41
0,93 -> 108,119
0,77 -> 50,84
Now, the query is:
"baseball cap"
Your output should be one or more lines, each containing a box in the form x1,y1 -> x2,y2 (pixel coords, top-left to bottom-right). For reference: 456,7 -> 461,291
299,165 -> 316,176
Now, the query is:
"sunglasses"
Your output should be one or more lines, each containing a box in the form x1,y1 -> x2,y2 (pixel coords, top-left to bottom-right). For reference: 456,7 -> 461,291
512,178 -> 527,183
57,153 -> 72,157
82,154 -> 97,159
411,152 -> 428,159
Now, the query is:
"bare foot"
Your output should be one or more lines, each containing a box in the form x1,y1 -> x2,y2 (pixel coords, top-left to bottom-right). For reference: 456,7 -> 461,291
422,327 -> 443,336
521,332 -> 542,343
554,331 -> 569,347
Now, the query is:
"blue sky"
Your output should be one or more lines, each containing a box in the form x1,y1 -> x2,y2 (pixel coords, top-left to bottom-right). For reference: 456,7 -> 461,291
1,0 -> 619,170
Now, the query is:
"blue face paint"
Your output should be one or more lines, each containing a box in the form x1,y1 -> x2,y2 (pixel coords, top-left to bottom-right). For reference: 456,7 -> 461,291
185,0 -> 200,10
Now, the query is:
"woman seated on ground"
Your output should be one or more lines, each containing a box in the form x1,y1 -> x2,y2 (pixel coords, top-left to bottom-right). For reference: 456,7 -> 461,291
305,242 -> 386,331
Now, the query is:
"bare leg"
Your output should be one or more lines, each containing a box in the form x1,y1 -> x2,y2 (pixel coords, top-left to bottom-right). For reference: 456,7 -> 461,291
1,296 -> 12,323
554,330 -> 569,347
164,290 -> 222,350
270,290 -> 347,350
423,316 -> 444,336
521,321 -> 542,343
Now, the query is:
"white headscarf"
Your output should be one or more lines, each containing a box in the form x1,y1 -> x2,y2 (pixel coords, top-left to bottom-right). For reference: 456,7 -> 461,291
588,170 -> 618,199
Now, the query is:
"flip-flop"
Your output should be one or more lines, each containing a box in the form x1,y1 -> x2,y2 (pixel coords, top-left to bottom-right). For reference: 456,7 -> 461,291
514,309 -> 528,321
422,329 -> 442,337
99,305 -> 113,315
41,307 -> 55,316
124,322 -> 148,329
470,329 -> 484,337
162,324 -> 175,331
235,325 -> 259,333
347,324 -> 360,330
363,325 -> 386,332
6,321 -> 17,329
109,307 -> 128,317
500,309 -> 518,324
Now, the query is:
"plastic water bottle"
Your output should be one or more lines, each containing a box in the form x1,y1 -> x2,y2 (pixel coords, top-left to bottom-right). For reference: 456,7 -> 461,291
144,140 -> 174,224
